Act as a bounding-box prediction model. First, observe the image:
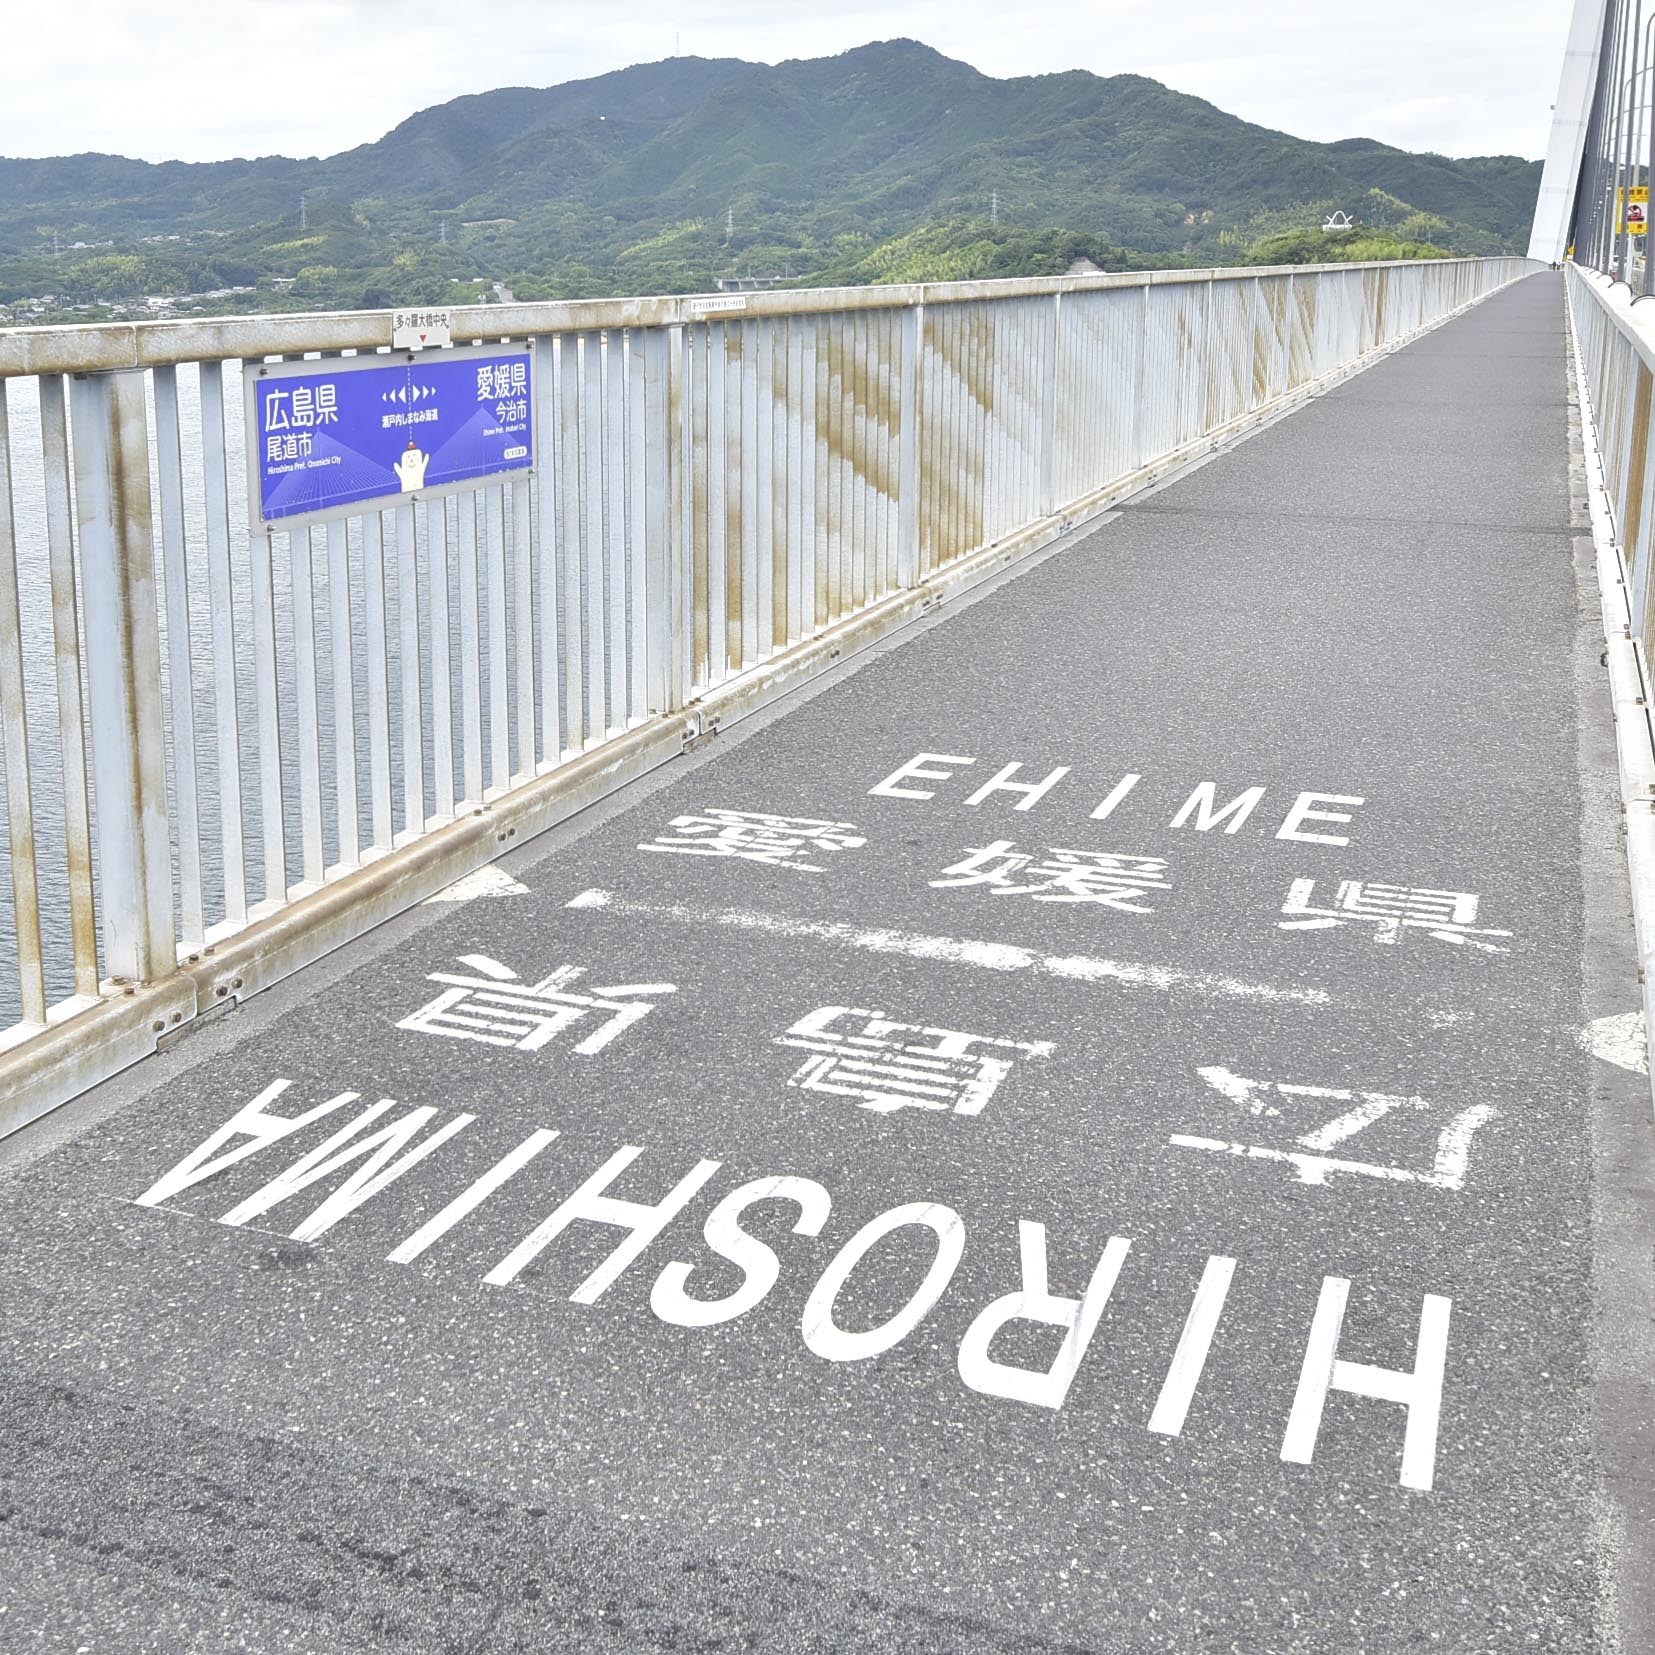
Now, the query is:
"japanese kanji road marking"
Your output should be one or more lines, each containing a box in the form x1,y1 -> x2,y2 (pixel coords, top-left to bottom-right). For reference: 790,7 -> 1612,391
565,889 -> 1329,1006
398,956 -> 676,1054
775,1008 -> 1054,1115
931,841 -> 1172,911
1278,879 -> 1512,952
1171,1065 -> 1497,1190
640,809 -> 866,872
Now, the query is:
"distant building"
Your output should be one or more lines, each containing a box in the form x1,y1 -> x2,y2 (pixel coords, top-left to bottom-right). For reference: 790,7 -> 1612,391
718,273 -> 794,293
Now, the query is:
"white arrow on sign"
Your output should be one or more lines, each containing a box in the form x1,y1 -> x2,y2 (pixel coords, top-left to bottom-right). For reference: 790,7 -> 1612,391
1171,1065 -> 1496,1190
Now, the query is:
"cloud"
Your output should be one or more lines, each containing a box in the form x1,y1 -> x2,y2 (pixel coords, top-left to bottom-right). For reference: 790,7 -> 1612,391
2,0 -> 1571,163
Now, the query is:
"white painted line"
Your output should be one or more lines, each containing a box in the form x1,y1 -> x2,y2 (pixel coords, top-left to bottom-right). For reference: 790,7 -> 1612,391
1281,1277 -> 1451,1492
421,864 -> 529,903
564,889 -> 1330,1007
1579,1010 -> 1649,1075
387,1128 -> 560,1263
1147,1254 -> 1236,1436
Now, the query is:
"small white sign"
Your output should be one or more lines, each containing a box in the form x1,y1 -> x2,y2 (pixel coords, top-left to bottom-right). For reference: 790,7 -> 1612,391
686,295 -> 748,317
391,308 -> 453,350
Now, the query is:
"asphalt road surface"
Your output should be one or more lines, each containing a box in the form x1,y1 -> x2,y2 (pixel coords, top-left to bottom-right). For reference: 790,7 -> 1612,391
2,272 -> 1650,1653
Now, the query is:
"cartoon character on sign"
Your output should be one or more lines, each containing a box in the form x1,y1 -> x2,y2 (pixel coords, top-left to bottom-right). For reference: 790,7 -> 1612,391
1631,202 -> 1648,234
394,441 -> 429,492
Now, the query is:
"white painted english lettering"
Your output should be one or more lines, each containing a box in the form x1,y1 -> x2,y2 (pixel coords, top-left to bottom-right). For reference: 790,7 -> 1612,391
223,1103 -> 476,1241
650,1175 -> 833,1328
389,1129 -> 561,1264
1170,783 -> 1268,835
965,761 -> 1073,812
1276,793 -> 1365,847
1089,773 -> 1142,821
801,1202 -> 965,1362
485,1146 -> 722,1301
957,1221 -> 1132,1409
1147,1255 -> 1237,1435
1280,1277 -> 1451,1491
868,752 -> 977,800
134,1079 -> 361,1209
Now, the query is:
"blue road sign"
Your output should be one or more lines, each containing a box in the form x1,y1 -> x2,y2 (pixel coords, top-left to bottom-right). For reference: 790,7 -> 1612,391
250,346 -> 533,527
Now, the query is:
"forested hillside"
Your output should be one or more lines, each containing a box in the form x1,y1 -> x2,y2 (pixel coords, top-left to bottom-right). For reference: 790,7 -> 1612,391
0,41 -> 1539,317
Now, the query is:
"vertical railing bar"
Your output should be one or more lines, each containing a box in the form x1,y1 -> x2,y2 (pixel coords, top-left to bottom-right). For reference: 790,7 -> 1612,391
458,492 -> 484,803
291,525 -> 325,886
626,331 -> 649,723
819,315 -> 835,623
642,327 -> 675,715
706,322 -> 728,689
198,362 -> 247,926
785,323 -> 805,644
828,318 -> 845,621
532,336 -> 562,764
725,323 -> 745,678
898,306 -> 921,589
0,387 -> 46,1021
152,366 -> 205,950
673,325 -> 693,710
362,511 -> 394,853
37,378 -> 99,993
248,528 -> 288,905
511,473 -> 535,778
581,335 -> 608,739
430,496 -> 456,817
848,310 -> 862,603
485,484 -> 510,793
689,324 -> 710,694
557,336 -> 584,752
69,370 -> 173,981
602,335 -> 627,732
326,519 -> 359,869
394,502 -> 424,838
771,319 -> 790,650
751,318 -> 772,662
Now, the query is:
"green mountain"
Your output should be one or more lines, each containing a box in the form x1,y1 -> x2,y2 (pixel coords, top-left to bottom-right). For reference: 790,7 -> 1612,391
0,42 -> 1540,315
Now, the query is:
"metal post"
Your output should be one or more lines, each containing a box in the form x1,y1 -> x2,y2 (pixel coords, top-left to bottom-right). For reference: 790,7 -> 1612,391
1037,294 -> 1060,520
1616,0 -> 1645,280
897,304 -> 922,586
69,369 -> 175,984
1588,0 -> 1624,266
1606,1 -> 1633,269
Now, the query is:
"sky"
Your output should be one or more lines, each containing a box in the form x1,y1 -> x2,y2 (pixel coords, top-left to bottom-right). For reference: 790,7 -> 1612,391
3,1 -> 1575,164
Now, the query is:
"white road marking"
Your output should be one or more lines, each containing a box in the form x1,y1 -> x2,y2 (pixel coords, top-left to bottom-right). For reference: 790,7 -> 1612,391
387,1128 -> 561,1264
421,865 -> 528,903
1177,1066 -> 1496,1190
564,889 -> 1330,1007
1280,1277 -> 1451,1492
137,1084 -> 1456,1489
1147,1254 -> 1237,1436
1579,1010 -> 1649,1074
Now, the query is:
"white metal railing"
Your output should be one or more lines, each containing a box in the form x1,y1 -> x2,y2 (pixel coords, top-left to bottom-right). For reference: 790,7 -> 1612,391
0,255 -> 1536,1134
1565,262 -> 1655,1101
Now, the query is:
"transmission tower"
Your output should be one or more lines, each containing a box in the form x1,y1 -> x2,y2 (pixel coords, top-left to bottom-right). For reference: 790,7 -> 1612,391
991,189 -> 999,227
